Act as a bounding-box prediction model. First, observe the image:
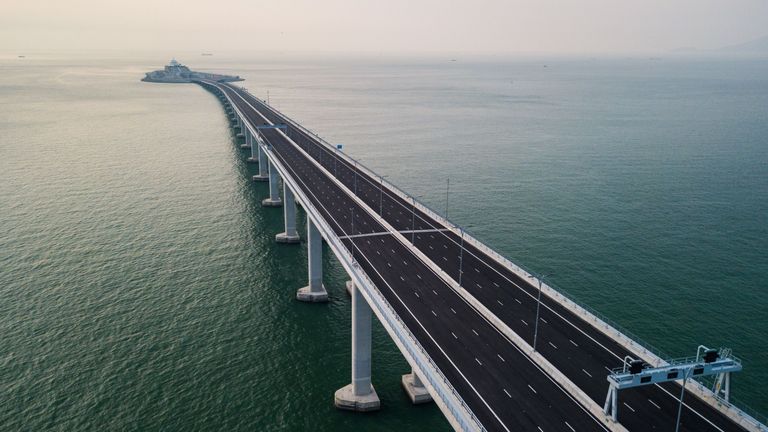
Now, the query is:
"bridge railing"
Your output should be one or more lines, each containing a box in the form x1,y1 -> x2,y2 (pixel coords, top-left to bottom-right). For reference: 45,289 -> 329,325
238,86 -> 768,430
223,86 -> 485,431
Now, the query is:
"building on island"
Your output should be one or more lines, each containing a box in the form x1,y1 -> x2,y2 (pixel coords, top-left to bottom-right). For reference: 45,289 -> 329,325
142,59 -> 242,83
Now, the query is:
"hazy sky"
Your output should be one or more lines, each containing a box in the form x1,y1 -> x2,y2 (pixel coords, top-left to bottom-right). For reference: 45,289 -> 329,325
2,0 -> 767,54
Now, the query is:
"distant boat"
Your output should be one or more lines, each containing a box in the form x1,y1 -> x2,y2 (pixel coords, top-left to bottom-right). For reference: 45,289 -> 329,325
201,53 -> 213,56
450,59 -> 457,62
18,55 -> 25,58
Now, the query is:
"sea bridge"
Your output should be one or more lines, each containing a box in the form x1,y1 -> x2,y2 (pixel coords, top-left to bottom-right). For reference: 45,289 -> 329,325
194,79 -> 766,432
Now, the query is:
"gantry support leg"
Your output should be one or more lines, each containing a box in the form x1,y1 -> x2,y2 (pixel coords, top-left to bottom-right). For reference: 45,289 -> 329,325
276,185 -> 300,243
402,368 -> 432,404
253,144 -> 269,182
335,281 -> 380,411
296,219 -> 328,302
261,160 -> 283,207
604,385 -> 618,422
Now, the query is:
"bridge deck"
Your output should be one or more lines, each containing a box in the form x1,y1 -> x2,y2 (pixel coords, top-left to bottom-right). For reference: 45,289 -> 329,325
207,81 -> 752,432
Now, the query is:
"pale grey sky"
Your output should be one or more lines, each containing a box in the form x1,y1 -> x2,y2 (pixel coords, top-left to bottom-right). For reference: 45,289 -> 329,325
2,0 -> 767,54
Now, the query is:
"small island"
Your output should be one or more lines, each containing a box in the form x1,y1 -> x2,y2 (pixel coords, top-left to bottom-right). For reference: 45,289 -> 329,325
142,58 -> 243,83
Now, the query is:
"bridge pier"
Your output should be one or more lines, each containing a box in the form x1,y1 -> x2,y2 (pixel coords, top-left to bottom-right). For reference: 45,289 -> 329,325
276,185 -> 300,243
240,128 -> 251,150
246,131 -> 258,163
253,144 -> 269,182
335,281 -> 380,411
296,219 -> 328,302
261,160 -> 283,207
402,368 -> 432,404
235,116 -> 245,141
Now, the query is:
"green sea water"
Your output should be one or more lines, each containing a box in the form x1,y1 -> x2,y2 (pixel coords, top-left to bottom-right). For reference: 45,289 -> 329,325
1,52 -> 766,430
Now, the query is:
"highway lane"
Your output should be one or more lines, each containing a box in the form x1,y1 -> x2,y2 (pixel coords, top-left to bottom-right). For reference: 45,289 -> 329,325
228,85 -> 749,432
212,81 -> 612,432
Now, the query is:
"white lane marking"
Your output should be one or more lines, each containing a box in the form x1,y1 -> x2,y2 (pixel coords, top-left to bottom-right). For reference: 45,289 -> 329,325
648,398 -> 661,409
450,307 -> 457,314
497,354 -> 505,362
472,329 -> 479,336
548,342 -> 558,350
653,383 -> 726,432
475,358 -> 482,366
432,290 -> 438,296
431,310 -> 437,317
565,421 -> 575,432
400,276 -> 405,281
521,319 -> 528,326
503,389 -> 511,398
497,300 -> 503,306
414,292 -> 420,298
476,283 -> 482,288
387,262 -> 392,268
493,282 -> 500,287
416,274 -> 422,280
451,332 -> 458,339
515,298 -> 522,304
582,369 -> 592,378
538,427 -> 544,432
623,402 -> 635,413
442,256 -> 447,261
528,385 -> 537,394
474,268 -> 480,273
540,317 -> 548,324
570,339 -> 579,347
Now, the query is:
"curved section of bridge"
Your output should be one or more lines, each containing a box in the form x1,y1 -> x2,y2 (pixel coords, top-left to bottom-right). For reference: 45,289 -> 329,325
195,79 -> 765,432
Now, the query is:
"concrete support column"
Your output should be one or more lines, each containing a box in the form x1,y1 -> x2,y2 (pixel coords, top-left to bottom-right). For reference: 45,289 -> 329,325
335,281 -> 380,411
261,160 -> 283,207
240,127 -> 251,150
296,219 -> 328,302
402,367 -> 432,404
236,116 -> 245,141
253,144 -> 269,182
276,185 -> 300,243
246,132 -> 258,163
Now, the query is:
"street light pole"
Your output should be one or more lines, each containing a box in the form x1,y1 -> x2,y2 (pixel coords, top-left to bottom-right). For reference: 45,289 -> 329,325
445,178 -> 450,218
675,369 -> 690,432
458,227 -> 465,286
533,274 -> 546,351
379,175 -> 388,216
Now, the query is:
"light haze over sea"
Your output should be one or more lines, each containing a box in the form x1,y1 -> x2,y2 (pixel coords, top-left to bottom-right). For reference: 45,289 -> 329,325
1,52 -> 766,430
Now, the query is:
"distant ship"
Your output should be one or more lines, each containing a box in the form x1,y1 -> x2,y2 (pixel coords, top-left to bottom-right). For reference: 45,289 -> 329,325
201,53 -> 213,56
141,58 -> 243,83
